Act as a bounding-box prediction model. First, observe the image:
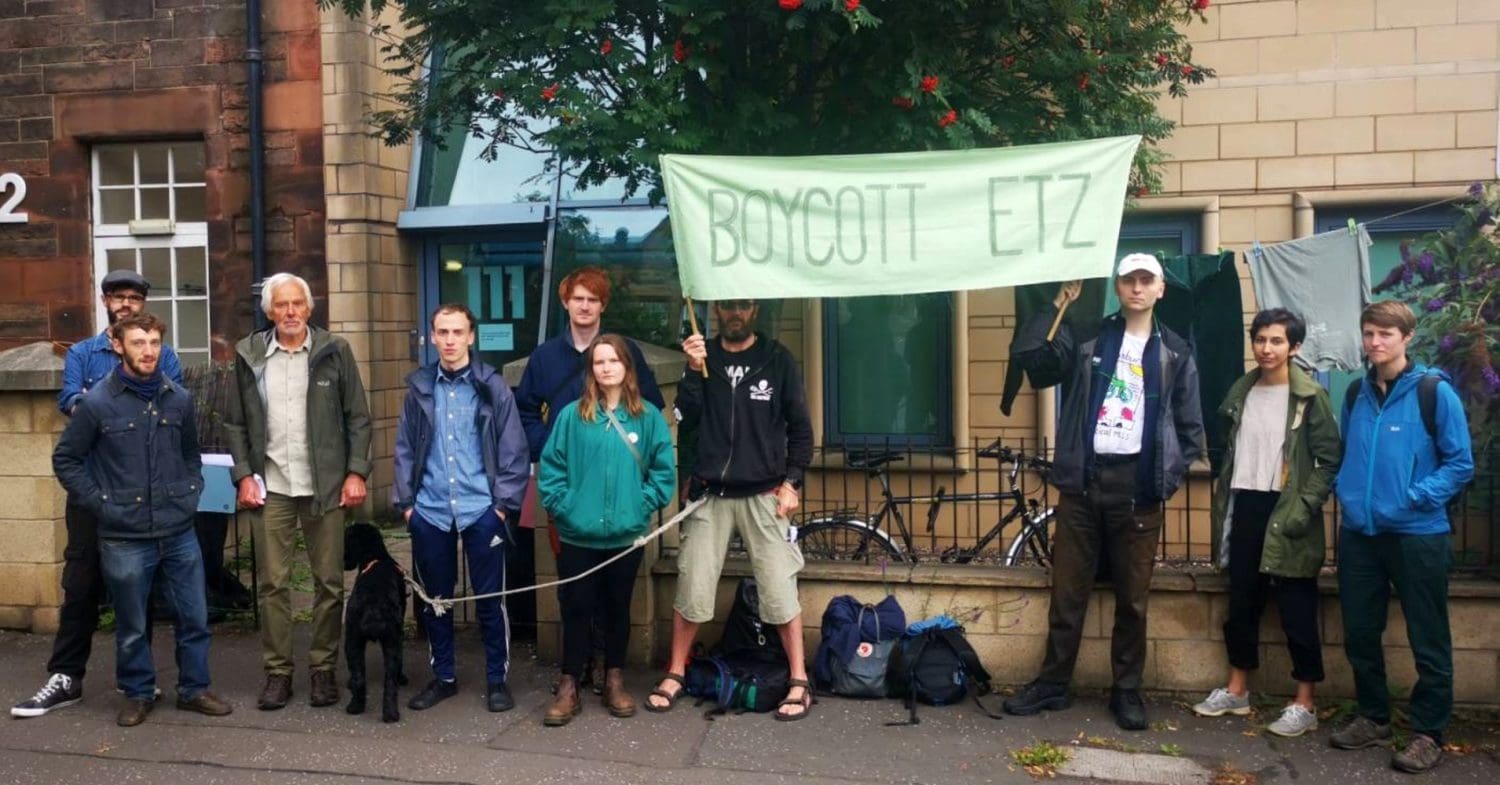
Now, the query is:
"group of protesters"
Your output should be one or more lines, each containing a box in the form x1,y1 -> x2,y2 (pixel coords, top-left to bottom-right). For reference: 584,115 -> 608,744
11,255 -> 1475,772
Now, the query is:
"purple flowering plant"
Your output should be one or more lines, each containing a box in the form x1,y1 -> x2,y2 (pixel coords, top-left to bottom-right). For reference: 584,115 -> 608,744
1376,181 -> 1500,457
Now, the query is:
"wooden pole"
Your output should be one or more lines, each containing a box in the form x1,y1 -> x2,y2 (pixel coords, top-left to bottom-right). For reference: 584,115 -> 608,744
685,297 -> 708,378
1045,298 -> 1072,342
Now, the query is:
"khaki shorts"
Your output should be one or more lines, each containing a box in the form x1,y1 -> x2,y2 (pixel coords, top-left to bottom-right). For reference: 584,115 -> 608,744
674,493 -> 805,625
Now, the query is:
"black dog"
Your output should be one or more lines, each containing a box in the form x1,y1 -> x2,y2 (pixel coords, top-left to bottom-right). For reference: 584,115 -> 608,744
343,522 -> 408,722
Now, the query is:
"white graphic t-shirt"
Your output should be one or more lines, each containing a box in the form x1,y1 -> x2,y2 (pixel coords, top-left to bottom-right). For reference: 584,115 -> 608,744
1093,332 -> 1148,456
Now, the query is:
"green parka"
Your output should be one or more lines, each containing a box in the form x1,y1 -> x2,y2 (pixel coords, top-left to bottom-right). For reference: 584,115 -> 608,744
224,326 -> 373,516
1211,364 -> 1342,578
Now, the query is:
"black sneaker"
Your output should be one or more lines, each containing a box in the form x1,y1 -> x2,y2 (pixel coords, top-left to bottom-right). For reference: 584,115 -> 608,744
1003,680 -> 1070,716
1110,688 -> 1148,731
12,674 -> 82,718
407,679 -> 458,711
487,682 -> 515,713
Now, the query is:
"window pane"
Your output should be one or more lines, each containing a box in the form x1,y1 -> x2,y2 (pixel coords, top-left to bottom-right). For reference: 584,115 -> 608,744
100,190 -> 134,223
175,186 -> 206,222
98,148 -> 134,186
435,234 -> 547,370
140,187 -> 169,220
176,246 -> 208,297
552,208 -> 682,349
138,145 -> 169,185
830,294 -> 950,442
141,247 -> 171,293
176,299 -> 208,350
106,248 -> 136,272
172,144 -> 205,183
154,303 -> 175,347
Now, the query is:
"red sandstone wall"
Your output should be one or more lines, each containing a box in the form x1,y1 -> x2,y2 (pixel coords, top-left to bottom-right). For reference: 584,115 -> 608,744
0,0 -> 325,357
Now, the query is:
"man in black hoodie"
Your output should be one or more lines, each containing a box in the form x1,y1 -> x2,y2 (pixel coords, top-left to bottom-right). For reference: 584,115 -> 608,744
645,299 -> 815,720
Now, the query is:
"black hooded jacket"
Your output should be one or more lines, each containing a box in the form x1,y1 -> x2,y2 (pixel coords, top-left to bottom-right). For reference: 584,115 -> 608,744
676,333 -> 814,497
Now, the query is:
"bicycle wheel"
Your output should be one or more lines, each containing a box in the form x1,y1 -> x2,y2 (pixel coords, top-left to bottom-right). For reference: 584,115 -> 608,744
1002,512 -> 1056,567
796,518 -> 907,563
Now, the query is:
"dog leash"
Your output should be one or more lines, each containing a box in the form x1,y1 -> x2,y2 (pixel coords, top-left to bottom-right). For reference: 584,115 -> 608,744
405,497 -> 707,618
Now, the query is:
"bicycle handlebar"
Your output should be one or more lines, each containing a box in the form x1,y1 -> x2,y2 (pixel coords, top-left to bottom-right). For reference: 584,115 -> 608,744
976,439 -> 1054,471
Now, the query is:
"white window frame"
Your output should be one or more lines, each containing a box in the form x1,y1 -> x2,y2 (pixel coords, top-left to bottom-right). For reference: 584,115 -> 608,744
91,143 -> 211,363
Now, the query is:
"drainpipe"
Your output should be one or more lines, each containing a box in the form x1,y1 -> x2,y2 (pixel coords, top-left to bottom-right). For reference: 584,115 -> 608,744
246,0 -> 267,329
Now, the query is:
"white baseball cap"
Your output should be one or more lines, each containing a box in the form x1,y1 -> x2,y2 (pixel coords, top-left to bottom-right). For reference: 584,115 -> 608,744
1116,253 -> 1163,278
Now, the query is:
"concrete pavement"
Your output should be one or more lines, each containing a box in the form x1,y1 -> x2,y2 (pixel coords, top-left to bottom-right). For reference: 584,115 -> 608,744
1,625 -> 1497,784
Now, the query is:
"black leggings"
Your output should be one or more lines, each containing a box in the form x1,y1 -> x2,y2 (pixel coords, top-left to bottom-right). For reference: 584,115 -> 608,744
557,543 -> 643,678
1223,490 -> 1324,683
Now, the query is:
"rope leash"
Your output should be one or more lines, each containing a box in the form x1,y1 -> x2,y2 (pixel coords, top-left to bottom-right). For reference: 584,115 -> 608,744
405,497 -> 707,617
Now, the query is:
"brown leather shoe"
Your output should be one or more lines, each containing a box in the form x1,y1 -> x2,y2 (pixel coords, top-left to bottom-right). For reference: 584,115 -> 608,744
258,673 -> 293,711
177,691 -> 233,716
117,698 -> 154,727
309,670 -> 339,707
544,675 -> 582,727
603,668 -> 636,718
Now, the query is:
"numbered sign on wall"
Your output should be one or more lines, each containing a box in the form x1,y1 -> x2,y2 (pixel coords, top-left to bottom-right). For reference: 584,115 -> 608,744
0,173 -> 27,224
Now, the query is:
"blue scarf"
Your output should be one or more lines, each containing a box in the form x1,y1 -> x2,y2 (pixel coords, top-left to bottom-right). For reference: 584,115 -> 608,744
117,365 -> 163,401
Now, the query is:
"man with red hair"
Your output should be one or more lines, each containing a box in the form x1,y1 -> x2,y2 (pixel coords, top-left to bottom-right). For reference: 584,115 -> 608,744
516,266 -> 664,685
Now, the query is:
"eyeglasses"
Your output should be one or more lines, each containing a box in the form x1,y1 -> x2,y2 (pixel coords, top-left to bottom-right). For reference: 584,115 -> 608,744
106,294 -> 146,304
718,300 -> 756,312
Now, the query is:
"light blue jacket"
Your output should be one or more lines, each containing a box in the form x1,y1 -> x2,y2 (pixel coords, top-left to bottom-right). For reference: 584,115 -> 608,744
1336,364 -> 1473,536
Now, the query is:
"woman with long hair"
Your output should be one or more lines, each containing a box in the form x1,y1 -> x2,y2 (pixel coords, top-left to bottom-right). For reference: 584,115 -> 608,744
538,334 -> 675,726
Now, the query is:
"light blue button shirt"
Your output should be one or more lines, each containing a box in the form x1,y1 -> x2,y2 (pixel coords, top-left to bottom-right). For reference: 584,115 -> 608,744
414,365 -> 493,531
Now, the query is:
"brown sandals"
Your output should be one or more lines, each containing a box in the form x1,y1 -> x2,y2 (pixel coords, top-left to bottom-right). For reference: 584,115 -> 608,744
644,672 -> 685,713
774,679 -> 815,722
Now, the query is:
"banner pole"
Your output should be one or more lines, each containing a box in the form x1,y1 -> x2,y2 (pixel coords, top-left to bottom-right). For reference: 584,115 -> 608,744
685,297 -> 709,378
1045,299 -> 1072,342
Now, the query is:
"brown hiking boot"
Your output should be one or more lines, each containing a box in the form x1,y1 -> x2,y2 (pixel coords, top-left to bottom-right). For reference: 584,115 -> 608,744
603,668 -> 636,718
544,675 -> 581,727
117,698 -> 154,727
176,691 -> 233,717
257,673 -> 293,711
309,670 -> 339,707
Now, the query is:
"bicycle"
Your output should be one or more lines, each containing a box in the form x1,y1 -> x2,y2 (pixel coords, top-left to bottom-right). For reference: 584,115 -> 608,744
794,440 -> 1057,567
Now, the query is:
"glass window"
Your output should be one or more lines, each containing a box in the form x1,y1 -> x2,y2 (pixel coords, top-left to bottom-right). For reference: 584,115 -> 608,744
431,232 -> 548,370
550,206 -> 683,349
824,293 -> 953,449
92,141 -> 208,233
92,143 -> 211,361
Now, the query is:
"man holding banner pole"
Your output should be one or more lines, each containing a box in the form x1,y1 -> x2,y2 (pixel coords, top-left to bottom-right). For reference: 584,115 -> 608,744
1002,253 -> 1205,731
645,299 -> 815,720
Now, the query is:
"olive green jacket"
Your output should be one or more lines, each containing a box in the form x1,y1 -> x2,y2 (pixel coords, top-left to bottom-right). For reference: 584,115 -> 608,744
224,326 -> 373,516
1211,364 -> 1342,578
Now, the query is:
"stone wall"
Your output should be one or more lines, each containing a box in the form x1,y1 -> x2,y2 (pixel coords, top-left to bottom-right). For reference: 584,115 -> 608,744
0,0 -> 327,356
0,343 -> 67,633
318,3 -> 415,507
653,561 -> 1500,704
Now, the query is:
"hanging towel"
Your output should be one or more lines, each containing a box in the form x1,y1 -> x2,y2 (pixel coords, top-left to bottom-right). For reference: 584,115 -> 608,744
1247,227 -> 1373,372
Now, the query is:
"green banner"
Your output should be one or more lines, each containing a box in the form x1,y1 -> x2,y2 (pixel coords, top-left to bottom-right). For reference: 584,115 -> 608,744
661,135 -> 1141,299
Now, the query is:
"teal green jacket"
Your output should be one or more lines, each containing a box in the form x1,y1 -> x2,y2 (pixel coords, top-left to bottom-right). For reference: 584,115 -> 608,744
538,399 -> 676,549
1211,365 -> 1342,578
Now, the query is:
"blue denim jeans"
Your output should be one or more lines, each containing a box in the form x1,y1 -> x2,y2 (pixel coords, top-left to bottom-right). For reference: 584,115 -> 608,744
409,509 -> 510,684
99,528 -> 212,701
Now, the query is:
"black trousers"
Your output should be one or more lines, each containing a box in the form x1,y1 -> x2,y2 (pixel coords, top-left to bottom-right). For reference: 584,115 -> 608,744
557,543 -> 642,678
46,503 -> 106,679
1224,490 -> 1324,683
1039,458 -> 1162,690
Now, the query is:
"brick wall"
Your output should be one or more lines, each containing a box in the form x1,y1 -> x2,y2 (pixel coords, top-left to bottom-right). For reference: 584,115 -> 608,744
0,0 -> 327,355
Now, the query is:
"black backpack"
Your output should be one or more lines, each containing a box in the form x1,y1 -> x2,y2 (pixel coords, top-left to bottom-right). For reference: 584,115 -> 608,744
683,652 -> 791,715
885,625 -> 1002,726
716,578 -> 786,663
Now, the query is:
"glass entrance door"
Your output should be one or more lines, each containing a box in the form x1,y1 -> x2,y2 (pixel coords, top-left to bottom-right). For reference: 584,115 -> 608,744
424,228 -> 548,371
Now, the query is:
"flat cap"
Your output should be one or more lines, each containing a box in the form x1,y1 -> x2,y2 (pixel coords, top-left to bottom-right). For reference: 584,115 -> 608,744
100,269 -> 150,293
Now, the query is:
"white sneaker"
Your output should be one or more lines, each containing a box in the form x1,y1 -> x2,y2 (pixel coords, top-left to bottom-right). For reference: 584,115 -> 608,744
1192,687 -> 1251,717
1266,703 -> 1318,737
